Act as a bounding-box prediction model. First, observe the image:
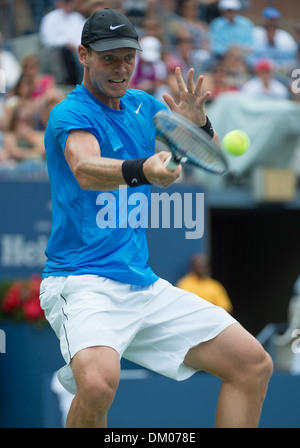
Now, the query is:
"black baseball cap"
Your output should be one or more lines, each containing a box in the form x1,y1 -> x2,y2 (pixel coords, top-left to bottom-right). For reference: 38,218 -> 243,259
81,9 -> 142,52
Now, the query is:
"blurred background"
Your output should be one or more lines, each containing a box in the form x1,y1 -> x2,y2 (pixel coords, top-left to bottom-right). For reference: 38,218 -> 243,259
0,0 -> 300,428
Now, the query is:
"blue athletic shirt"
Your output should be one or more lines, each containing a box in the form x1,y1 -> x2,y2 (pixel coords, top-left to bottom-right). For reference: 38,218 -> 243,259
43,84 -> 167,285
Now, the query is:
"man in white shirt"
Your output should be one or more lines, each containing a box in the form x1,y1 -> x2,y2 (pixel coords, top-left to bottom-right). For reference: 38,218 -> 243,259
242,58 -> 290,100
252,7 -> 298,73
40,0 -> 85,84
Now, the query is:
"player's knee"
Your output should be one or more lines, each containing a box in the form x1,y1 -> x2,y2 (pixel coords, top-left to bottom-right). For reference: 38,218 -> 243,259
249,349 -> 273,385
87,375 -> 118,403
77,368 -> 119,412
237,345 -> 273,395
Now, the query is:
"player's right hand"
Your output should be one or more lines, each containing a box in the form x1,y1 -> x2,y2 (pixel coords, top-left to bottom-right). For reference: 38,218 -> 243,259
143,152 -> 181,188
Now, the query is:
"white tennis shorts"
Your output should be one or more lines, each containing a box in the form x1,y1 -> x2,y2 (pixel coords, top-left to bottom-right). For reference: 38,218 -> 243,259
40,275 -> 237,395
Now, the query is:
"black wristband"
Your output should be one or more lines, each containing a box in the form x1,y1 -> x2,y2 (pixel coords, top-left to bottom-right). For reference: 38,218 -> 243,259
201,116 -> 214,139
122,158 -> 151,187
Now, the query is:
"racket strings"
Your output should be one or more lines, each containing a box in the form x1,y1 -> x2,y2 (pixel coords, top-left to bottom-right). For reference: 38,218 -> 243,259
162,123 -> 226,174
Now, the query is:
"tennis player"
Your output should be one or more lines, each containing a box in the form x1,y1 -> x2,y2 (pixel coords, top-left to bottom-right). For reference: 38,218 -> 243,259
40,9 -> 272,428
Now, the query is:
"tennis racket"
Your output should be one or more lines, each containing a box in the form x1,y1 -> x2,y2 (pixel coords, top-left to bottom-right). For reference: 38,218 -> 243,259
154,110 -> 228,175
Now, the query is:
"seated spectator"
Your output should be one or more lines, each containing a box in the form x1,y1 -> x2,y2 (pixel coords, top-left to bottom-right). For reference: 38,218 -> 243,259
220,45 -> 251,88
142,15 -> 165,43
204,63 -> 238,101
176,252 -> 233,314
166,27 -> 213,80
176,0 -> 210,51
9,0 -> 36,36
0,106 -> 45,166
20,53 -> 66,128
3,75 -> 36,131
39,0 -> 85,85
150,0 -> 185,48
242,59 -> 290,100
210,0 -> 254,57
252,7 -> 298,73
21,54 -> 55,99
130,36 -> 167,96
4,58 -> 63,131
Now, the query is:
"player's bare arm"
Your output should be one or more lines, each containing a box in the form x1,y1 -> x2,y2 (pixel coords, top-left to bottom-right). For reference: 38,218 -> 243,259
65,130 -> 181,191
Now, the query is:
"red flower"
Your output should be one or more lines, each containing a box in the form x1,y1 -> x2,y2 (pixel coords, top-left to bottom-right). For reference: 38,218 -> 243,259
1,275 -> 46,324
1,282 -> 23,313
23,297 -> 45,321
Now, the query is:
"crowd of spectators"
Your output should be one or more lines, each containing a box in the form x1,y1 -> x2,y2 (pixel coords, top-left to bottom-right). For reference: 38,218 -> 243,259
0,0 -> 299,175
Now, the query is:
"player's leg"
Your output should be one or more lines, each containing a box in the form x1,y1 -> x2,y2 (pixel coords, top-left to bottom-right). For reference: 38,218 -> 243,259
184,323 -> 273,428
66,346 -> 120,428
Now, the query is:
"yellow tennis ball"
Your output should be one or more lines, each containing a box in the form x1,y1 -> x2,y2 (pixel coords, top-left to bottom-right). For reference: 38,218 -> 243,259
222,130 -> 250,156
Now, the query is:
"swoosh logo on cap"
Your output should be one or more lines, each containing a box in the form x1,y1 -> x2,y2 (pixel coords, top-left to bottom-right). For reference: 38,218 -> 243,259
110,24 -> 126,30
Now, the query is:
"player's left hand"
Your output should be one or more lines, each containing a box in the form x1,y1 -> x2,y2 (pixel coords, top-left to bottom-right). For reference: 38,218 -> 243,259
162,67 -> 211,127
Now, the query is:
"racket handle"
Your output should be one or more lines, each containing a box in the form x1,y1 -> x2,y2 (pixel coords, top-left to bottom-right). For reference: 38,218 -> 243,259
164,155 -> 180,171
